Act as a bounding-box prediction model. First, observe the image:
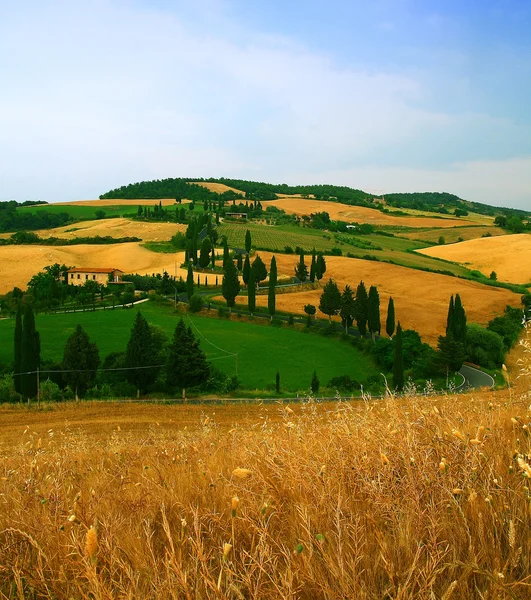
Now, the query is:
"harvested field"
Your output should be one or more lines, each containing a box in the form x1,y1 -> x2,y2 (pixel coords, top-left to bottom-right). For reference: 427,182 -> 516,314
190,182 -> 244,195
235,252 -> 521,345
396,225 -> 505,244
0,244 -> 194,293
0,218 -> 186,243
262,199 -> 484,228
418,233 -> 531,284
49,198 -> 181,207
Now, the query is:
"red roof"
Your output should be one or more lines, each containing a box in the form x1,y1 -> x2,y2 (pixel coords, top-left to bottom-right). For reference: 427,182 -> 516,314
67,267 -> 123,274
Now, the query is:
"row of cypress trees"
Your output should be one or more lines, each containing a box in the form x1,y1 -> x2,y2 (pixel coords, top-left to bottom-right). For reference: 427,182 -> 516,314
13,305 -> 40,400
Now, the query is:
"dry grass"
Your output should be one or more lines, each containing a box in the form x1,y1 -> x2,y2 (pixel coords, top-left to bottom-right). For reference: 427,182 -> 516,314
191,182 -> 245,196
232,253 -> 521,345
0,328 -> 530,598
418,234 -> 531,284
262,199 -> 485,228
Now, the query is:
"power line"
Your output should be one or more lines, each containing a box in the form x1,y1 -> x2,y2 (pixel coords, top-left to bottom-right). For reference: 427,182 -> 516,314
185,313 -> 236,356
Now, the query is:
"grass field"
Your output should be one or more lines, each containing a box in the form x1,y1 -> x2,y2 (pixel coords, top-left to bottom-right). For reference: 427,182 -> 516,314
395,225 -> 506,244
418,233 -> 531,284
0,326 -> 529,598
0,301 -> 378,392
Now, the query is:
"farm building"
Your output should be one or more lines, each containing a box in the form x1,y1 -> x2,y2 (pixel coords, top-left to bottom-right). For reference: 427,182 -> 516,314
67,267 -> 123,286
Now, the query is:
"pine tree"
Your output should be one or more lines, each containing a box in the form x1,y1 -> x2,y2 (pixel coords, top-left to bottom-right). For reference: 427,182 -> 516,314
62,325 -> 100,401
316,253 -> 326,281
294,251 -> 308,282
393,322 -> 404,392
247,267 -> 256,315
242,254 -> 250,286
311,370 -> 320,393
355,281 -> 369,336
166,319 -> 209,399
125,312 -> 157,398
251,255 -> 267,286
340,285 -> 356,334
368,285 -> 381,340
222,259 -> 241,312
268,255 -> 277,320
245,229 -> 252,254
319,279 -> 342,322
21,305 -> 40,400
386,297 -> 395,338
186,264 -> 194,300
309,249 -> 316,283
14,306 -> 22,394
198,237 -> 211,268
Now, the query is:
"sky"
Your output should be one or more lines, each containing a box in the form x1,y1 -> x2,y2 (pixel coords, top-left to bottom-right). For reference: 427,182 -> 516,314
1,0 -> 530,209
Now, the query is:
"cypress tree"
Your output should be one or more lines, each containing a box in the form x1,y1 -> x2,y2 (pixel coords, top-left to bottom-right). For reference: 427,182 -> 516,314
251,255 -> 267,286
454,293 -> 467,343
393,322 -> 404,392
21,305 -> 40,400
316,253 -> 326,281
368,285 -> 381,340
125,312 -> 157,398
236,253 -> 243,271
186,264 -> 194,300
222,238 -> 230,270
222,259 -> 241,312
275,370 -> 280,394
309,249 -> 316,283
386,297 -> 395,338
340,285 -> 356,334
198,237 -> 211,268
294,251 -> 308,282
245,229 -> 252,254
247,267 -> 256,315
242,254 -> 250,286
211,239 -> 216,268
14,306 -> 22,394
62,325 -> 100,401
355,281 -> 369,336
310,370 -> 320,393
446,295 -> 455,337
268,255 -> 277,320
319,279 -> 342,323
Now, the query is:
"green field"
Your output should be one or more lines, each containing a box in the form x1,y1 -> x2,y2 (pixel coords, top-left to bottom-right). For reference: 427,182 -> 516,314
17,204 -> 148,220
0,301 -> 378,392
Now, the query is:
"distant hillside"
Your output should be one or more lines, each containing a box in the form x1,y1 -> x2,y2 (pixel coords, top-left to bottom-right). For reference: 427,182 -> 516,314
99,177 -> 530,218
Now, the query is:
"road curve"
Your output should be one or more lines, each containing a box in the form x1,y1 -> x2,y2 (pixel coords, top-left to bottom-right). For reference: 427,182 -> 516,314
459,364 -> 495,390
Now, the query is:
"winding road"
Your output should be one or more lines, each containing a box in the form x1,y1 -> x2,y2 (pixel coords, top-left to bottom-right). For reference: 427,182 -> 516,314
458,364 -> 495,390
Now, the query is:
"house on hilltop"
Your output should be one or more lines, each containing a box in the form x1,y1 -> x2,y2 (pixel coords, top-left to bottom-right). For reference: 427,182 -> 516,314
67,267 -> 123,286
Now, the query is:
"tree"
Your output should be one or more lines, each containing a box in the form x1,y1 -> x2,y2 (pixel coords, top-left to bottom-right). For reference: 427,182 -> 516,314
251,255 -> 267,286
368,285 -> 381,340
315,253 -> 326,281
62,325 -> 100,400
309,250 -> 316,283
340,285 -> 356,334
242,254 -> 250,286
319,279 -> 342,323
310,370 -> 320,393
355,281 -> 369,336
247,267 -> 256,315
294,251 -> 308,282
222,238 -> 230,270
166,319 -> 209,398
392,322 -> 404,392
222,259 -> 241,312
268,256 -> 277,320
385,297 -> 395,338
14,306 -> 22,394
198,237 -> 211,268
21,305 -> 40,400
186,264 -> 194,300
275,370 -> 280,394
125,312 -> 157,398
437,332 -> 466,380
245,229 -> 252,254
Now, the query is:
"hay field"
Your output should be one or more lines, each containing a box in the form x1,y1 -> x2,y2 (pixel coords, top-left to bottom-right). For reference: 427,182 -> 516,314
245,253 -> 520,345
0,244 -> 191,293
418,234 -> 531,284
262,199 -> 483,228
190,182 -> 245,195
0,328 -> 530,599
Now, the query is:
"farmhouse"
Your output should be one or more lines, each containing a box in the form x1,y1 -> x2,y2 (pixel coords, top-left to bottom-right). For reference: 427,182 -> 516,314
67,267 -> 123,286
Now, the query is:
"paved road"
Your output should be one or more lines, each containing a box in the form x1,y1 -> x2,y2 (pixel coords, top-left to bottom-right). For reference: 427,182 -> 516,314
458,364 -> 495,390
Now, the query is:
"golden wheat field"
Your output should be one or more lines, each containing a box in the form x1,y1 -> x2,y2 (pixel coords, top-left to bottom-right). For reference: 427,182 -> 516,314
191,182 -> 245,196
0,328 -> 530,599
418,234 -> 531,284
243,253 -> 521,345
262,199 -> 484,228
0,245 -> 193,293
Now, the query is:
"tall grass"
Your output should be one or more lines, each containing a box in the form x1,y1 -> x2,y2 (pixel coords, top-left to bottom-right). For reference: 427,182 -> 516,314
0,328 -> 530,598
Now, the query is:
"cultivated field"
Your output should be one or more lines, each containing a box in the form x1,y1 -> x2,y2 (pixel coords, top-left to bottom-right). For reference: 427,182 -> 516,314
242,253 -> 521,345
51,198 -> 180,207
190,182 -> 245,195
262,199 -> 483,228
0,328 -> 529,598
396,225 -> 506,244
0,244 -> 189,293
418,233 -> 531,284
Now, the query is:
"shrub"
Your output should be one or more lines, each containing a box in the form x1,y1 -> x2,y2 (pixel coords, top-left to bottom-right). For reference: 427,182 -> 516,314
465,324 -> 504,369
188,294 -> 204,313
0,374 -> 20,403
328,375 -> 360,392
39,379 -> 62,402
284,246 -> 294,254
330,247 -> 343,256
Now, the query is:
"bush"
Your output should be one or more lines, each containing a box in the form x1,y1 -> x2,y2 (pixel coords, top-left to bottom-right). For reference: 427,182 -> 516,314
39,379 -> 62,402
330,247 -> 343,256
465,324 -> 504,369
328,375 -> 360,392
0,374 -> 20,403
188,294 -> 204,313
284,246 -> 294,254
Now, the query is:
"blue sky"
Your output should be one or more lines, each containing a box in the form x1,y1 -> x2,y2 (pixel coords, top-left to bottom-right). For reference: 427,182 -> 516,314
1,0 -> 530,209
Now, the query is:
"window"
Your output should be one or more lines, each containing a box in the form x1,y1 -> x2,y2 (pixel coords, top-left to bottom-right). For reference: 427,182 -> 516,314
93,275 -> 96,280
77,274 -> 80,280
70,274 -> 74,279
85,275 -> 89,280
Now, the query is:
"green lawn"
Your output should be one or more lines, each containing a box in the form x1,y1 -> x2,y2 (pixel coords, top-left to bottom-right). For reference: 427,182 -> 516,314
17,204 -> 140,220
0,301 -> 378,392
